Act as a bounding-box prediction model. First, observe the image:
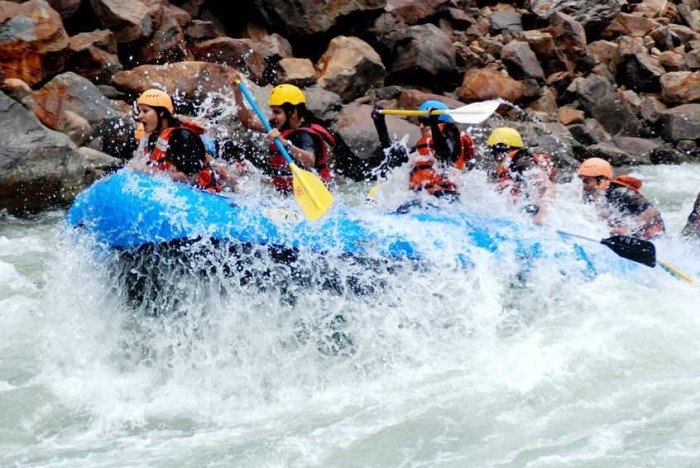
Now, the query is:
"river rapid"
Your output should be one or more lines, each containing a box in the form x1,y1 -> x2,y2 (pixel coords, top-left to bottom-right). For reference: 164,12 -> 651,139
1,164 -> 699,467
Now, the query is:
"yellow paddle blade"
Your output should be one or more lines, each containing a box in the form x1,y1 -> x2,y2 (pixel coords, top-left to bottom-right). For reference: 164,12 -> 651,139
289,163 -> 333,221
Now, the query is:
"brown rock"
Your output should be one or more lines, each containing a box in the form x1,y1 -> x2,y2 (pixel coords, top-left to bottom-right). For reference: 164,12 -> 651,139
251,0 -> 386,36
112,62 -> 241,100
501,41 -> 545,82
90,0 -> 155,43
386,0 -> 450,25
397,89 -> 463,110
558,106 -> 585,125
275,58 -> 316,87
658,50 -> 688,71
184,20 -> 221,45
253,33 -> 294,62
0,0 -> 70,87
660,71 -> 700,103
610,12 -> 660,37
613,36 -> 666,92
458,67 -> 526,104
317,36 -> 386,102
136,6 -> 189,65
66,30 -> 123,83
522,30 -> 570,75
192,38 -> 266,83
388,24 -> 456,79
657,103 -> 700,141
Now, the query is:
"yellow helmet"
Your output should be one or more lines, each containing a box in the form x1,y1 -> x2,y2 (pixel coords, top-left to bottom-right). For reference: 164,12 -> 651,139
268,84 -> 306,106
486,127 -> 524,148
578,157 -> 612,180
137,88 -> 173,114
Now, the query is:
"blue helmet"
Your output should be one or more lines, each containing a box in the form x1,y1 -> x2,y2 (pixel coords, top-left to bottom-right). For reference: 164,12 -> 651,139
418,99 -> 450,123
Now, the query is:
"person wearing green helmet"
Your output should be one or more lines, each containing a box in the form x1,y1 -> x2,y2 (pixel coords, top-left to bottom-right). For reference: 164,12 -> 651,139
232,79 -> 335,195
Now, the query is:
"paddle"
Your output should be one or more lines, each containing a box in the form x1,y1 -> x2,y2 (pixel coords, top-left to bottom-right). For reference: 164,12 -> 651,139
235,80 -> 333,221
557,230 -> 695,283
379,99 -> 503,124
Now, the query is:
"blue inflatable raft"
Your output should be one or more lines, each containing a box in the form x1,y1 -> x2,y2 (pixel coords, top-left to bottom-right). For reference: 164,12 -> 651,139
66,169 -> 639,278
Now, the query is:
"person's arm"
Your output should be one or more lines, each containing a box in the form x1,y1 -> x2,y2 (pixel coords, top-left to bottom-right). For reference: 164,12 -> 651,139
430,115 -> 460,163
272,130 -> 316,168
231,72 -> 265,132
531,172 -> 555,225
371,105 -> 392,150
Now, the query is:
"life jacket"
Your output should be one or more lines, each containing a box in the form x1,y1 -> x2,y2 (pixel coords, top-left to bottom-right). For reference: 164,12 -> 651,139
496,149 -> 556,197
147,124 -> 222,193
410,128 -> 473,196
604,182 -> 665,240
268,123 -> 334,194
414,125 -> 475,170
612,175 -> 642,192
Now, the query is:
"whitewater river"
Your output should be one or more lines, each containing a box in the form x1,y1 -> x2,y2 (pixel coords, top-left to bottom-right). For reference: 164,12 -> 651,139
1,164 -> 699,467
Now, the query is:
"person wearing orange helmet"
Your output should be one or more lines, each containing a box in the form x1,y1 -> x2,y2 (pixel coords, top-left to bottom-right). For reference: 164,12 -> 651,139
681,191 -> 700,239
130,88 -> 222,192
486,127 -> 556,225
232,79 -> 334,195
578,157 -> 665,240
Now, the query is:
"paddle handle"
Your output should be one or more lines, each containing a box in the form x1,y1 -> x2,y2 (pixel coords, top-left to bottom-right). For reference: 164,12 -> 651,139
235,80 -> 293,165
379,109 -> 448,117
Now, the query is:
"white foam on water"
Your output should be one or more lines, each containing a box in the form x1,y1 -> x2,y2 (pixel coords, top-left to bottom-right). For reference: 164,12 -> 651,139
1,163 -> 699,467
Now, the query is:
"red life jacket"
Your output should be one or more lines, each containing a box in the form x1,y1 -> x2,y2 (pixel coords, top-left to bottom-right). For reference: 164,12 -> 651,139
410,128 -> 474,196
268,124 -> 334,194
496,149 -> 556,197
414,125 -> 475,170
147,124 -> 222,193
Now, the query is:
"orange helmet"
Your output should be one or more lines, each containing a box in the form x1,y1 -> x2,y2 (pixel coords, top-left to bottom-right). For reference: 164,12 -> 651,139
137,88 -> 173,114
578,157 -> 612,180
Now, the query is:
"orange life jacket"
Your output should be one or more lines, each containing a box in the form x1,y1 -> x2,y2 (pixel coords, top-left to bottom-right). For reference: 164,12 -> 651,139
496,149 -> 556,197
147,123 -> 222,193
414,126 -> 475,170
410,129 -> 473,196
612,175 -> 642,192
269,124 -> 334,194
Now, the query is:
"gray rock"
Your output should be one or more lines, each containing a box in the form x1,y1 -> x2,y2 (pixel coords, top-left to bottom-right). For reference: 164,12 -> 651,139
0,91 -> 86,214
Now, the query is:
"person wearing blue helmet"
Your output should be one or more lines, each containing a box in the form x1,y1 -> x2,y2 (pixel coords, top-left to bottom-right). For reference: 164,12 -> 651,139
370,98 -> 475,199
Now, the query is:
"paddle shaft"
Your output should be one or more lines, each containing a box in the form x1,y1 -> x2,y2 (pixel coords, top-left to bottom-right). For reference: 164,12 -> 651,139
235,80 -> 293,165
556,231 -> 599,244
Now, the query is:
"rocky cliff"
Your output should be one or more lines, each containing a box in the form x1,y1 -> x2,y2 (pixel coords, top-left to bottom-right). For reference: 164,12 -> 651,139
0,0 -> 698,213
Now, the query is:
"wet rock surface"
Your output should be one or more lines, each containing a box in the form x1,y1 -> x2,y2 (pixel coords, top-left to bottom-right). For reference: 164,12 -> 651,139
0,0 -> 698,213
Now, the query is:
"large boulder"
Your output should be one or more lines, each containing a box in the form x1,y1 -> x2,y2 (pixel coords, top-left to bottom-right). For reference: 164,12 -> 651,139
251,0 -> 386,36
0,91 -> 86,214
317,36 -> 386,102
0,0 -> 70,87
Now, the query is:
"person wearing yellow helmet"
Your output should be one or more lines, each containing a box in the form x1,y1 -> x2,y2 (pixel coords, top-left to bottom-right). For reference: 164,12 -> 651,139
486,127 -> 556,225
130,88 -> 221,192
232,78 -> 334,195
577,157 -> 665,240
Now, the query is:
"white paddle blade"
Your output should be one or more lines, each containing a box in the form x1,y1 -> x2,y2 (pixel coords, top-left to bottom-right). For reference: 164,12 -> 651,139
447,99 -> 504,124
